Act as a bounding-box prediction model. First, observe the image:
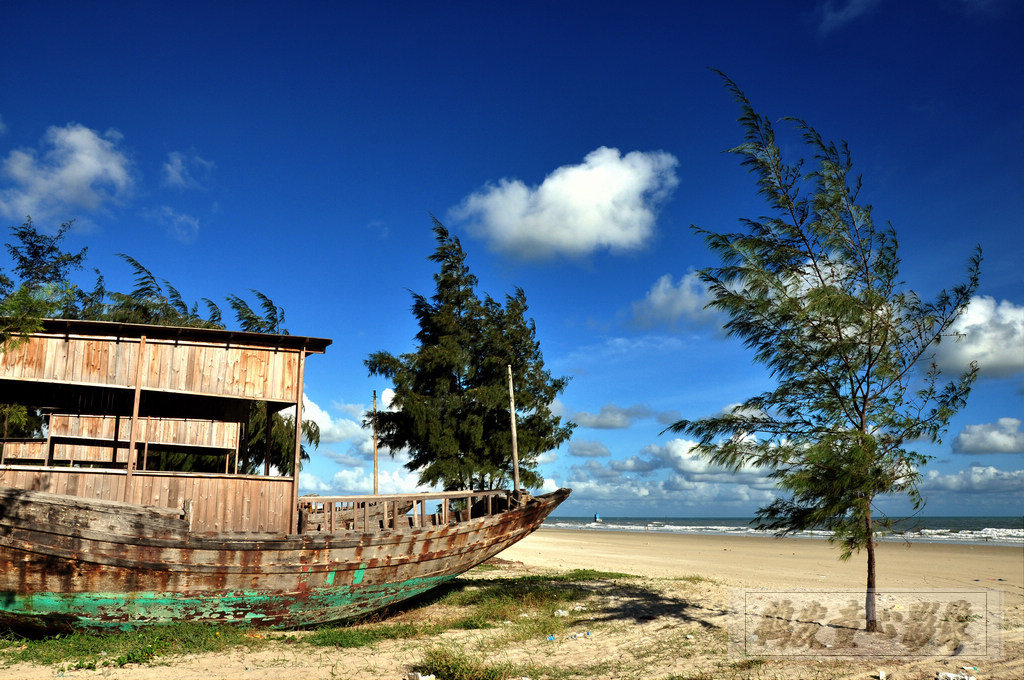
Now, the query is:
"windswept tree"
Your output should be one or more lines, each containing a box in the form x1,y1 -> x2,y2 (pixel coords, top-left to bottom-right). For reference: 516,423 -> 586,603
0,223 -> 319,472
1,218 -> 91,436
666,76 -> 980,632
366,219 -> 574,491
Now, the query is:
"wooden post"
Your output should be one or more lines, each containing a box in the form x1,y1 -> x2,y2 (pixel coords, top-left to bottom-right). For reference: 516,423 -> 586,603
44,413 -> 54,466
289,347 -> 306,534
263,402 -> 272,476
372,390 -> 379,495
124,336 -> 146,502
233,421 -> 240,475
507,365 -> 521,494
111,414 -> 121,464
142,416 -> 150,470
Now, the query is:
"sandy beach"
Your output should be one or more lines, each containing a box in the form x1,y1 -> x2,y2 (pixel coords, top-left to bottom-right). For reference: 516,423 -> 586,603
504,528 -> 1024,592
1,529 -> 1020,679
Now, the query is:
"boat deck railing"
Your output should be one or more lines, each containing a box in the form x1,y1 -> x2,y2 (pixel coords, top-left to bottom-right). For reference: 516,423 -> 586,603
298,489 -> 519,533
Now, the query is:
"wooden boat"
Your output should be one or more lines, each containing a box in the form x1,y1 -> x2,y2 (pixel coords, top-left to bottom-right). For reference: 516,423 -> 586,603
0,319 -> 569,631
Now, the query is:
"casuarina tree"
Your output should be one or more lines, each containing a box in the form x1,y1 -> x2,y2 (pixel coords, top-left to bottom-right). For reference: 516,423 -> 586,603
366,218 -> 574,491
666,75 -> 981,631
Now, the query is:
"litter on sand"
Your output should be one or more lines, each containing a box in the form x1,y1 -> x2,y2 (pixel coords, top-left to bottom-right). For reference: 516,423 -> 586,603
936,673 -> 977,680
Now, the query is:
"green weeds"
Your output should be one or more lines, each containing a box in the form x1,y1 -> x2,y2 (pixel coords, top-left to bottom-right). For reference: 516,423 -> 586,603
0,623 -> 261,670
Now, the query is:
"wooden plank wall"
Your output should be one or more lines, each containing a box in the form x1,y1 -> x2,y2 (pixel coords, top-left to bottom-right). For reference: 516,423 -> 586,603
50,415 -> 241,448
0,333 -> 301,403
2,417 -> 241,465
0,468 -> 291,533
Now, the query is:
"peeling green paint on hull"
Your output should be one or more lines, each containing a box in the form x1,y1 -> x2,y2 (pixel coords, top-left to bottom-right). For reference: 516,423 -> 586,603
0,487 -> 571,631
1,574 -> 455,631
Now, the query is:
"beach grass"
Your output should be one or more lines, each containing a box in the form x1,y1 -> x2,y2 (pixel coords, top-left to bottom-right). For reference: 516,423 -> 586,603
0,563 -> 637,671
0,622 -> 267,671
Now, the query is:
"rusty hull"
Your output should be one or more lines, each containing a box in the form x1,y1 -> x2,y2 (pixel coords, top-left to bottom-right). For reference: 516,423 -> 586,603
0,487 -> 570,631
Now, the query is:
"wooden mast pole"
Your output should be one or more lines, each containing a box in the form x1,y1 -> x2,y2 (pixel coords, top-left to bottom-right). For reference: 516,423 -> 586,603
372,390 -> 379,495
124,335 -> 146,502
289,347 -> 306,534
507,364 -> 520,495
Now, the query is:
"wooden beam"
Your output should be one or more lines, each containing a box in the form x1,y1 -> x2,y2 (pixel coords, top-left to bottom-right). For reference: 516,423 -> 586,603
289,348 -> 306,534
124,336 -> 146,502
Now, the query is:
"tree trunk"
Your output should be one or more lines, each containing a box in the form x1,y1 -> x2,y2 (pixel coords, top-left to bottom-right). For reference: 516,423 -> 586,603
865,510 -> 877,632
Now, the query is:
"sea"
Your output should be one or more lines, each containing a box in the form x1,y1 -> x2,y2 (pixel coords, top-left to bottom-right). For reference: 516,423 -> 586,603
543,515 -> 1024,547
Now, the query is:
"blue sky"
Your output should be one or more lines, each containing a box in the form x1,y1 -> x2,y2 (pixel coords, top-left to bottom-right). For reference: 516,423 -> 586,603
2,1 -> 1022,517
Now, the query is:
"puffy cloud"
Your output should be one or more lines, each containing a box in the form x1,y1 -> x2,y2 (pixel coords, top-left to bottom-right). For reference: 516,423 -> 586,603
451,146 -> 678,259
640,438 -> 774,487
632,272 -> 720,328
328,466 -> 427,495
568,440 -> 611,457
296,394 -> 370,444
922,465 -> 1024,494
298,472 -> 334,494
0,123 -> 132,221
936,296 -> 1024,378
162,150 -> 213,189
953,418 -> 1024,454
609,455 -> 662,473
537,450 -> 559,465
573,403 -> 654,429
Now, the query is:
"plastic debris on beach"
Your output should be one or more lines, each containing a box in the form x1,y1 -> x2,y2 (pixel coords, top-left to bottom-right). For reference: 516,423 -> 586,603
936,673 -> 976,680
554,609 -> 568,617
407,673 -> 436,680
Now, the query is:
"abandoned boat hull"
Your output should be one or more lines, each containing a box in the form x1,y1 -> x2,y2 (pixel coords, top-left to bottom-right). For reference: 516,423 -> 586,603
0,487 -> 569,631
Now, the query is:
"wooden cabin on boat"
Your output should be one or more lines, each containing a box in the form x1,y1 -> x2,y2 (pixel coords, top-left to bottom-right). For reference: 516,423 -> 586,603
0,318 -> 331,534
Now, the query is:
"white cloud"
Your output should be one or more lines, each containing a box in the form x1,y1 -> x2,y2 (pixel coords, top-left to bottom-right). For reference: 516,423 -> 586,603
148,205 -> 199,244
162,150 -> 213,189
632,272 -> 720,328
537,450 -> 559,465
816,0 -> 881,35
299,394 -> 370,444
329,466 -> 429,495
936,296 -> 1024,378
568,440 -> 611,458
451,146 -> 678,259
0,123 -> 132,222
922,465 -> 1024,493
609,455 -> 662,473
573,403 -> 654,429
298,472 -> 334,494
953,418 -> 1024,454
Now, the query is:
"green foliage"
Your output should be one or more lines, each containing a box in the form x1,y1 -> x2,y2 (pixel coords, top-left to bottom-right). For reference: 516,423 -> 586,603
416,647 -> 515,680
6,218 -> 87,290
666,75 -> 980,621
0,218 -> 318,474
237,404 -> 319,475
227,290 -> 286,334
366,218 -> 573,491
0,623 -> 261,669
102,254 -> 223,328
305,621 -> 422,647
